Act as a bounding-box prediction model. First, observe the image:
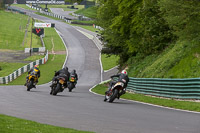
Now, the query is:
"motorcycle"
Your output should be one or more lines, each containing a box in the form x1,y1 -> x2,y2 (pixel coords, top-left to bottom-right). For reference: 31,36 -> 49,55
50,73 -> 68,95
26,72 -> 38,91
104,80 -> 125,103
68,74 -> 76,92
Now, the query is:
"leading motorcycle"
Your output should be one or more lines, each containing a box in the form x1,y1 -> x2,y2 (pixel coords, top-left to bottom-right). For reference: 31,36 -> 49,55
104,80 -> 125,103
26,72 -> 38,91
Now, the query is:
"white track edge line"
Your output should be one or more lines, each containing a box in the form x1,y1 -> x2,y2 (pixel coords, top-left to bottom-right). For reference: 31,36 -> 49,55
89,82 -> 200,114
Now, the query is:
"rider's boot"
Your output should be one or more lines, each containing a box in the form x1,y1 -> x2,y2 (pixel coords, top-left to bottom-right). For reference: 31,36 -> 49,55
104,97 -> 107,101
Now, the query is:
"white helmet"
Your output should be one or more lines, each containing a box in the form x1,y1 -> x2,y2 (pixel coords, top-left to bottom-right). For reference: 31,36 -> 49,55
121,70 -> 127,75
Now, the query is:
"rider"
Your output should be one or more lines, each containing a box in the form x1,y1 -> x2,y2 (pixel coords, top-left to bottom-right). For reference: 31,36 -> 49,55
69,69 -> 78,87
24,65 -> 40,88
104,69 -> 129,101
50,66 -> 70,88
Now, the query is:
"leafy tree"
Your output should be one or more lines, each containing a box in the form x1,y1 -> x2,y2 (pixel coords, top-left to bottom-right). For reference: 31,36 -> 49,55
65,0 -> 82,4
97,0 -> 173,64
0,0 -> 4,9
159,0 -> 200,42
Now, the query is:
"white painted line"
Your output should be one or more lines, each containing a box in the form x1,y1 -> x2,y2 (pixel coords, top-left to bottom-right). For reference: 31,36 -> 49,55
99,53 -> 103,82
104,65 -> 119,73
54,27 -> 68,68
76,29 -> 93,39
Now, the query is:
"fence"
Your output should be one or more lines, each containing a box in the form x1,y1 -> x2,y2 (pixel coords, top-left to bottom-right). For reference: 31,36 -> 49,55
127,77 -> 200,99
0,51 -> 48,84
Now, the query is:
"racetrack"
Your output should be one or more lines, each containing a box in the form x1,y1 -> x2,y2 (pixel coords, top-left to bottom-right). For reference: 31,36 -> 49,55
0,7 -> 200,133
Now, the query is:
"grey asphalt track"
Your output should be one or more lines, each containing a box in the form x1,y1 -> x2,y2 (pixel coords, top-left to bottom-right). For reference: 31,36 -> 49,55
50,8 -> 77,20
0,7 -> 200,133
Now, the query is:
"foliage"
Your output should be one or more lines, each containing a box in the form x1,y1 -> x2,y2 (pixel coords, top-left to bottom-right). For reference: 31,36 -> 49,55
97,0 -> 173,65
5,0 -> 14,5
65,0 -> 83,4
159,0 -> 200,42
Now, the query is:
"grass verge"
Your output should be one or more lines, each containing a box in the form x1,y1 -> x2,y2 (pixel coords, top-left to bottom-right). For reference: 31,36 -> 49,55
101,54 -> 119,71
0,114 -> 94,133
92,83 -> 200,112
0,62 -> 26,77
74,6 -> 97,19
0,10 -> 41,50
7,54 -> 65,85
11,4 -> 36,11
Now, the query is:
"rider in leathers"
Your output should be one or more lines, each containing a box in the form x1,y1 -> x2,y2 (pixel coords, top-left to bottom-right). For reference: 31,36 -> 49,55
70,69 -> 78,87
104,70 -> 129,101
50,66 -> 70,89
24,65 -> 40,88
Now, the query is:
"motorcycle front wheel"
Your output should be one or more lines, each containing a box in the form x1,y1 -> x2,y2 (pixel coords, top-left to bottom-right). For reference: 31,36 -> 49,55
53,83 -> 61,95
108,89 -> 118,103
27,80 -> 33,91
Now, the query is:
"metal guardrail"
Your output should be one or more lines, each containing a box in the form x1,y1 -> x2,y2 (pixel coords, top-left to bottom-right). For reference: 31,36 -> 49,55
127,77 -> 200,99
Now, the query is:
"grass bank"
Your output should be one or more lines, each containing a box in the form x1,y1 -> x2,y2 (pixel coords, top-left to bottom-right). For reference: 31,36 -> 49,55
0,10 -> 41,50
7,27 -> 66,85
92,83 -> 200,112
101,54 -> 119,71
74,6 -> 97,19
0,114 -> 94,133
127,41 -> 200,78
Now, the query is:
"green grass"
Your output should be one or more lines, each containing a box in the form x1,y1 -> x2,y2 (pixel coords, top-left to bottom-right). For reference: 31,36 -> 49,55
43,28 -> 66,51
74,6 -> 98,19
101,54 -> 119,71
24,55 -> 45,61
7,54 -> 66,85
0,62 -> 26,77
35,12 -> 62,20
6,25 -> 66,85
127,41 -> 200,78
72,20 -> 95,25
71,24 -> 99,32
92,83 -> 200,112
0,114 -> 94,133
0,10 -> 42,50
11,4 -> 36,11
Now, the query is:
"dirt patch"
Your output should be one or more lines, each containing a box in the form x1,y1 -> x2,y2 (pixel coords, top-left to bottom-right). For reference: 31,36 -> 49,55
48,51 -> 66,55
0,49 -> 44,63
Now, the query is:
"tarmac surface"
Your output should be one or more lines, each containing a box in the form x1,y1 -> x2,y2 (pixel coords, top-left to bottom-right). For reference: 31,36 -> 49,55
0,6 -> 200,133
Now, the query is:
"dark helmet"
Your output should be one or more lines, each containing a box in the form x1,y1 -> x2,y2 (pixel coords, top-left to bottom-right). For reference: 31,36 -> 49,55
72,69 -> 76,73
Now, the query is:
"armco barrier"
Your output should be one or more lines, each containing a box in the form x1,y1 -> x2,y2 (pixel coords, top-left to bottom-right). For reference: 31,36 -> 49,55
127,77 -> 200,99
0,51 -> 48,84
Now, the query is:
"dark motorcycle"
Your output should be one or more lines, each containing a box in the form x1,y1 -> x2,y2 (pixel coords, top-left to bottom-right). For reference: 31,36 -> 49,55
26,72 -> 38,91
68,74 -> 76,92
104,80 -> 125,103
50,73 -> 68,95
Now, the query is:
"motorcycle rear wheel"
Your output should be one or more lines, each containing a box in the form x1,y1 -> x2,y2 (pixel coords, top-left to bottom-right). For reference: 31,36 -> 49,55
68,83 -> 74,92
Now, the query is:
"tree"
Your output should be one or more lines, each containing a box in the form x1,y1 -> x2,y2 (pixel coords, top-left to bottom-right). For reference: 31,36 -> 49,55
159,0 -> 200,41
97,0 -> 173,64
65,0 -> 82,4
